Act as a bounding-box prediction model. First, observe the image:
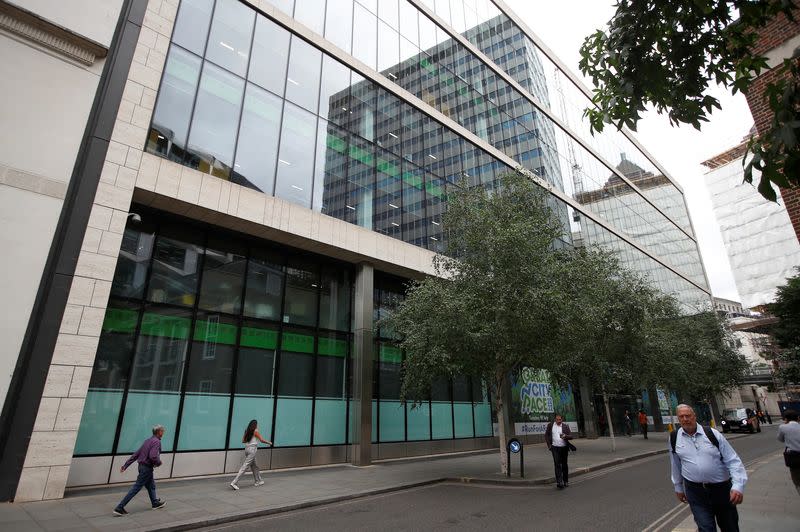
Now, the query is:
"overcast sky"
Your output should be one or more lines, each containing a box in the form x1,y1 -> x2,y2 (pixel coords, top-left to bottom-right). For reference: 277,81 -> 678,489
504,0 -> 751,302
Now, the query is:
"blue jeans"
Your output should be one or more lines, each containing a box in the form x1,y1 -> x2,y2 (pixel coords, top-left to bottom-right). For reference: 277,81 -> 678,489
116,464 -> 158,509
683,478 -> 739,532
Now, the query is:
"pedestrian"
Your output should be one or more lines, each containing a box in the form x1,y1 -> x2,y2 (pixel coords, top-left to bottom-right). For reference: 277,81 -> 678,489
545,413 -> 573,489
230,419 -> 272,490
624,410 -> 632,436
766,411 -> 772,424
598,412 -> 607,437
669,404 -> 747,532
113,425 -> 167,516
777,409 -> 800,496
638,409 -> 649,439
757,410 -> 766,424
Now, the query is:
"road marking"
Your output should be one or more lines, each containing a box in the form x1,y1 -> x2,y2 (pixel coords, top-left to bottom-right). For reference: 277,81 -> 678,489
641,503 -> 690,532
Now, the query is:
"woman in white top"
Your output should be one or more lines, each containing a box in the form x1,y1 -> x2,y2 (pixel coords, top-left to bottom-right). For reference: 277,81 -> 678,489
230,419 -> 272,490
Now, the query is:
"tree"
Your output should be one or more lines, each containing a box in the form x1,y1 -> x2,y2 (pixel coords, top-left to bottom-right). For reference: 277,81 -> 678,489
383,172 -> 570,473
769,269 -> 800,382
579,0 -> 799,201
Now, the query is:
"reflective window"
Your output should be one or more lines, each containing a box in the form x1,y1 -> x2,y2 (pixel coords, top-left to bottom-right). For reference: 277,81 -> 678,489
375,89 -> 402,155
313,332 -> 348,444
244,248 -> 285,321
178,312 -> 236,450
314,120 -> 349,215
265,0 -> 294,17
319,268 -> 351,331
425,174 -> 446,252
185,62 -> 244,179
147,227 -> 203,307
348,73 -> 376,141
374,149 -> 403,240
146,46 -> 201,162
398,0 -> 419,46
232,83 -> 283,194
377,343 -> 404,441
283,258 -> 320,326
111,225 -> 155,299
402,163 -> 427,247
248,15 -> 290,96
198,237 -> 247,314
285,37 -> 322,112
325,0 -> 353,53
295,0 -> 326,35
205,0 -> 254,77
274,328 -> 315,446
346,135 -> 375,229
117,306 -> 191,452
377,22 -> 399,80
352,3 -> 377,70
318,56 -> 351,125
172,0 -> 214,55
275,102 -> 317,207
378,0 -> 399,28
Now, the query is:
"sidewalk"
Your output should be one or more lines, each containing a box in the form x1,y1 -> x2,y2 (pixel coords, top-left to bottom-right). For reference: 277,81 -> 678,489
672,450 -> 800,532
0,434 -> 691,532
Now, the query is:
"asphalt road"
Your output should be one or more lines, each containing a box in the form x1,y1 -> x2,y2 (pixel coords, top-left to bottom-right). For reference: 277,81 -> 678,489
198,426 -> 784,532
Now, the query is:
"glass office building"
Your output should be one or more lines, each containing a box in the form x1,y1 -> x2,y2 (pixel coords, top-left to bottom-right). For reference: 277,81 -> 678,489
42,0 -> 710,489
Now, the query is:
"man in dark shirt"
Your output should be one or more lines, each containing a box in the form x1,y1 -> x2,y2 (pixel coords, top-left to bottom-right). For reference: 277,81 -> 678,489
113,425 -> 167,516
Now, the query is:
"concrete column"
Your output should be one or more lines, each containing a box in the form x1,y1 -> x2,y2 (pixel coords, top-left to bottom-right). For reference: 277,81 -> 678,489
648,387 -> 664,433
350,263 -> 374,466
579,376 -> 597,439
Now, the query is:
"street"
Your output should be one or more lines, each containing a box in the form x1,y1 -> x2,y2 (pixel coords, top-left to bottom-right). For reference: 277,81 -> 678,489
198,426 -> 792,532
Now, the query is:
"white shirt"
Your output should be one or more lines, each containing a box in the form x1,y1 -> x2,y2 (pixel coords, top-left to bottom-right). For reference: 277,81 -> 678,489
551,422 -> 566,447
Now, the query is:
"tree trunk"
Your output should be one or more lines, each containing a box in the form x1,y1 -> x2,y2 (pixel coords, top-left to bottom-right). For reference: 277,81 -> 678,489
603,389 -> 616,453
493,375 -> 511,475
579,375 -> 597,438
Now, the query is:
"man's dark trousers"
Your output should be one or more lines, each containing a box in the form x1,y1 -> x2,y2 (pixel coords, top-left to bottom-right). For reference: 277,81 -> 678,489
551,446 -> 569,486
683,478 -> 739,532
641,423 -> 648,439
117,464 -> 158,510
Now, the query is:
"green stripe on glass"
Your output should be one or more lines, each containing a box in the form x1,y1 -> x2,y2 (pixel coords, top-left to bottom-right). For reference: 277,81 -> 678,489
102,308 -> 138,333
379,344 -> 402,363
193,320 -> 238,345
281,331 -> 314,353
240,326 -> 278,349
139,313 -> 191,339
317,337 -> 347,357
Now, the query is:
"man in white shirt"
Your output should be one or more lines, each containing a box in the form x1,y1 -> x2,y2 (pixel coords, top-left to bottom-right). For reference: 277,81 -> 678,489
777,409 -> 800,496
545,414 -> 572,489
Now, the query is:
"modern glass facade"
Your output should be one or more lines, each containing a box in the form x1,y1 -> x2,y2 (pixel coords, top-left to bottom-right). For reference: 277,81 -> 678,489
74,209 -> 492,456
69,0 -> 712,480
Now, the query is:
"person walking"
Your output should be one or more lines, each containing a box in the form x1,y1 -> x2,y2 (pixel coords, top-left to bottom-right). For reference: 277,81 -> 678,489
545,414 -> 573,489
777,409 -> 800,496
113,425 -> 167,516
624,410 -> 633,436
766,411 -> 772,424
669,404 -> 747,532
638,410 -> 649,439
230,419 -> 272,490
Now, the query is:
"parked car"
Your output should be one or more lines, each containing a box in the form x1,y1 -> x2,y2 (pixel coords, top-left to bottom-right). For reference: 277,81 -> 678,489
719,408 -> 761,433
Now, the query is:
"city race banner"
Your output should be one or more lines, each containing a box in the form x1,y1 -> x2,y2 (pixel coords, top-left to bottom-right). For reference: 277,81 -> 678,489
510,368 -> 577,435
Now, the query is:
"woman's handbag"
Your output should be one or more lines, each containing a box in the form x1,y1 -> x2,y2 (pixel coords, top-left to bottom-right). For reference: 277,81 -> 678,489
784,448 -> 800,468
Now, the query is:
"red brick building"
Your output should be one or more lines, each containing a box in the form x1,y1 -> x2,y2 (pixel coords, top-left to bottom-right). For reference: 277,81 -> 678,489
744,9 -> 800,243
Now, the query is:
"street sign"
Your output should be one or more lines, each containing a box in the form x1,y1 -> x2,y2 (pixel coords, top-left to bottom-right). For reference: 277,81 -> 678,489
508,439 -> 521,453
506,438 -> 524,478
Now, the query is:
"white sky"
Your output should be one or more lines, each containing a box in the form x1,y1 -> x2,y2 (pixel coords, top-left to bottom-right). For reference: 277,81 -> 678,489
504,0 -> 751,301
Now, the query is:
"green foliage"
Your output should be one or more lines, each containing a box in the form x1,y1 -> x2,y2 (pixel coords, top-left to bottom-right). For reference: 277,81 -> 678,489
768,268 -> 800,382
579,0 -> 799,202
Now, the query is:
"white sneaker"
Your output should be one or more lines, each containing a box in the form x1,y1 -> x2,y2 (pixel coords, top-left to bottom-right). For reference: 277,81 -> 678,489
230,482 -> 239,490
255,480 -> 264,486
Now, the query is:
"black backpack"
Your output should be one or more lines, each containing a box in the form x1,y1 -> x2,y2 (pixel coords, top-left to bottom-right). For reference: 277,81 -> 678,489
670,425 -> 722,462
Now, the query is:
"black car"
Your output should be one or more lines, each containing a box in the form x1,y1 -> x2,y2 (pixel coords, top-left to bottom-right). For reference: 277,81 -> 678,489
719,408 -> 761,433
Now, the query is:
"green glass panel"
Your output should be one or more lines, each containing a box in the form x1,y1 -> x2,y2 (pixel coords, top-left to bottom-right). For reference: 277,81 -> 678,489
406,403 -> 431,441
102,308 -> 138,333
318,337 -> 347,357
139,312 -> 191,339
379,400 -> 404,442
313,399 -> 347,444
193,319 -> 238,345
74,390 -> 123,455
240,326 -> 278,349
379,344 -> 402,363
281,331 -> 314,353
454,403 -> 474,438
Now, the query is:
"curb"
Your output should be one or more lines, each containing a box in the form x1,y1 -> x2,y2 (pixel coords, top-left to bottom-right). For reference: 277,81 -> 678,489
146,432 -> 753,531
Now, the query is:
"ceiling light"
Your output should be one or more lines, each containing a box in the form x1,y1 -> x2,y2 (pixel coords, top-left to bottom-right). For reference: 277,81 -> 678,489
291,185 -> 303,191
219,41 -> 234,51
391,222 -> 400,227
387,72 -> 398,79
388,132 -> 398,139
388,203 -> 399,209
279,159 -> 291,165
431,221 -> 440,225
287,78 -> 299,85
430,236 -> 438,241
157,134 -> 165,140
428,154 -> 438,160
346,205 -> 356,210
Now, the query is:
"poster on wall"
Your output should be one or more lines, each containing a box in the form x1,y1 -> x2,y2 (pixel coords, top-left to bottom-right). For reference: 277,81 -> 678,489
657,388 -> 679,424
510,368 -> 578,435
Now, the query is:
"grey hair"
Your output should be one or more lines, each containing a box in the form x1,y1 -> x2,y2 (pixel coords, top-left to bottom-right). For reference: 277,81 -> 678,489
675,404 -> 694,413
152,424 -> 165,435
